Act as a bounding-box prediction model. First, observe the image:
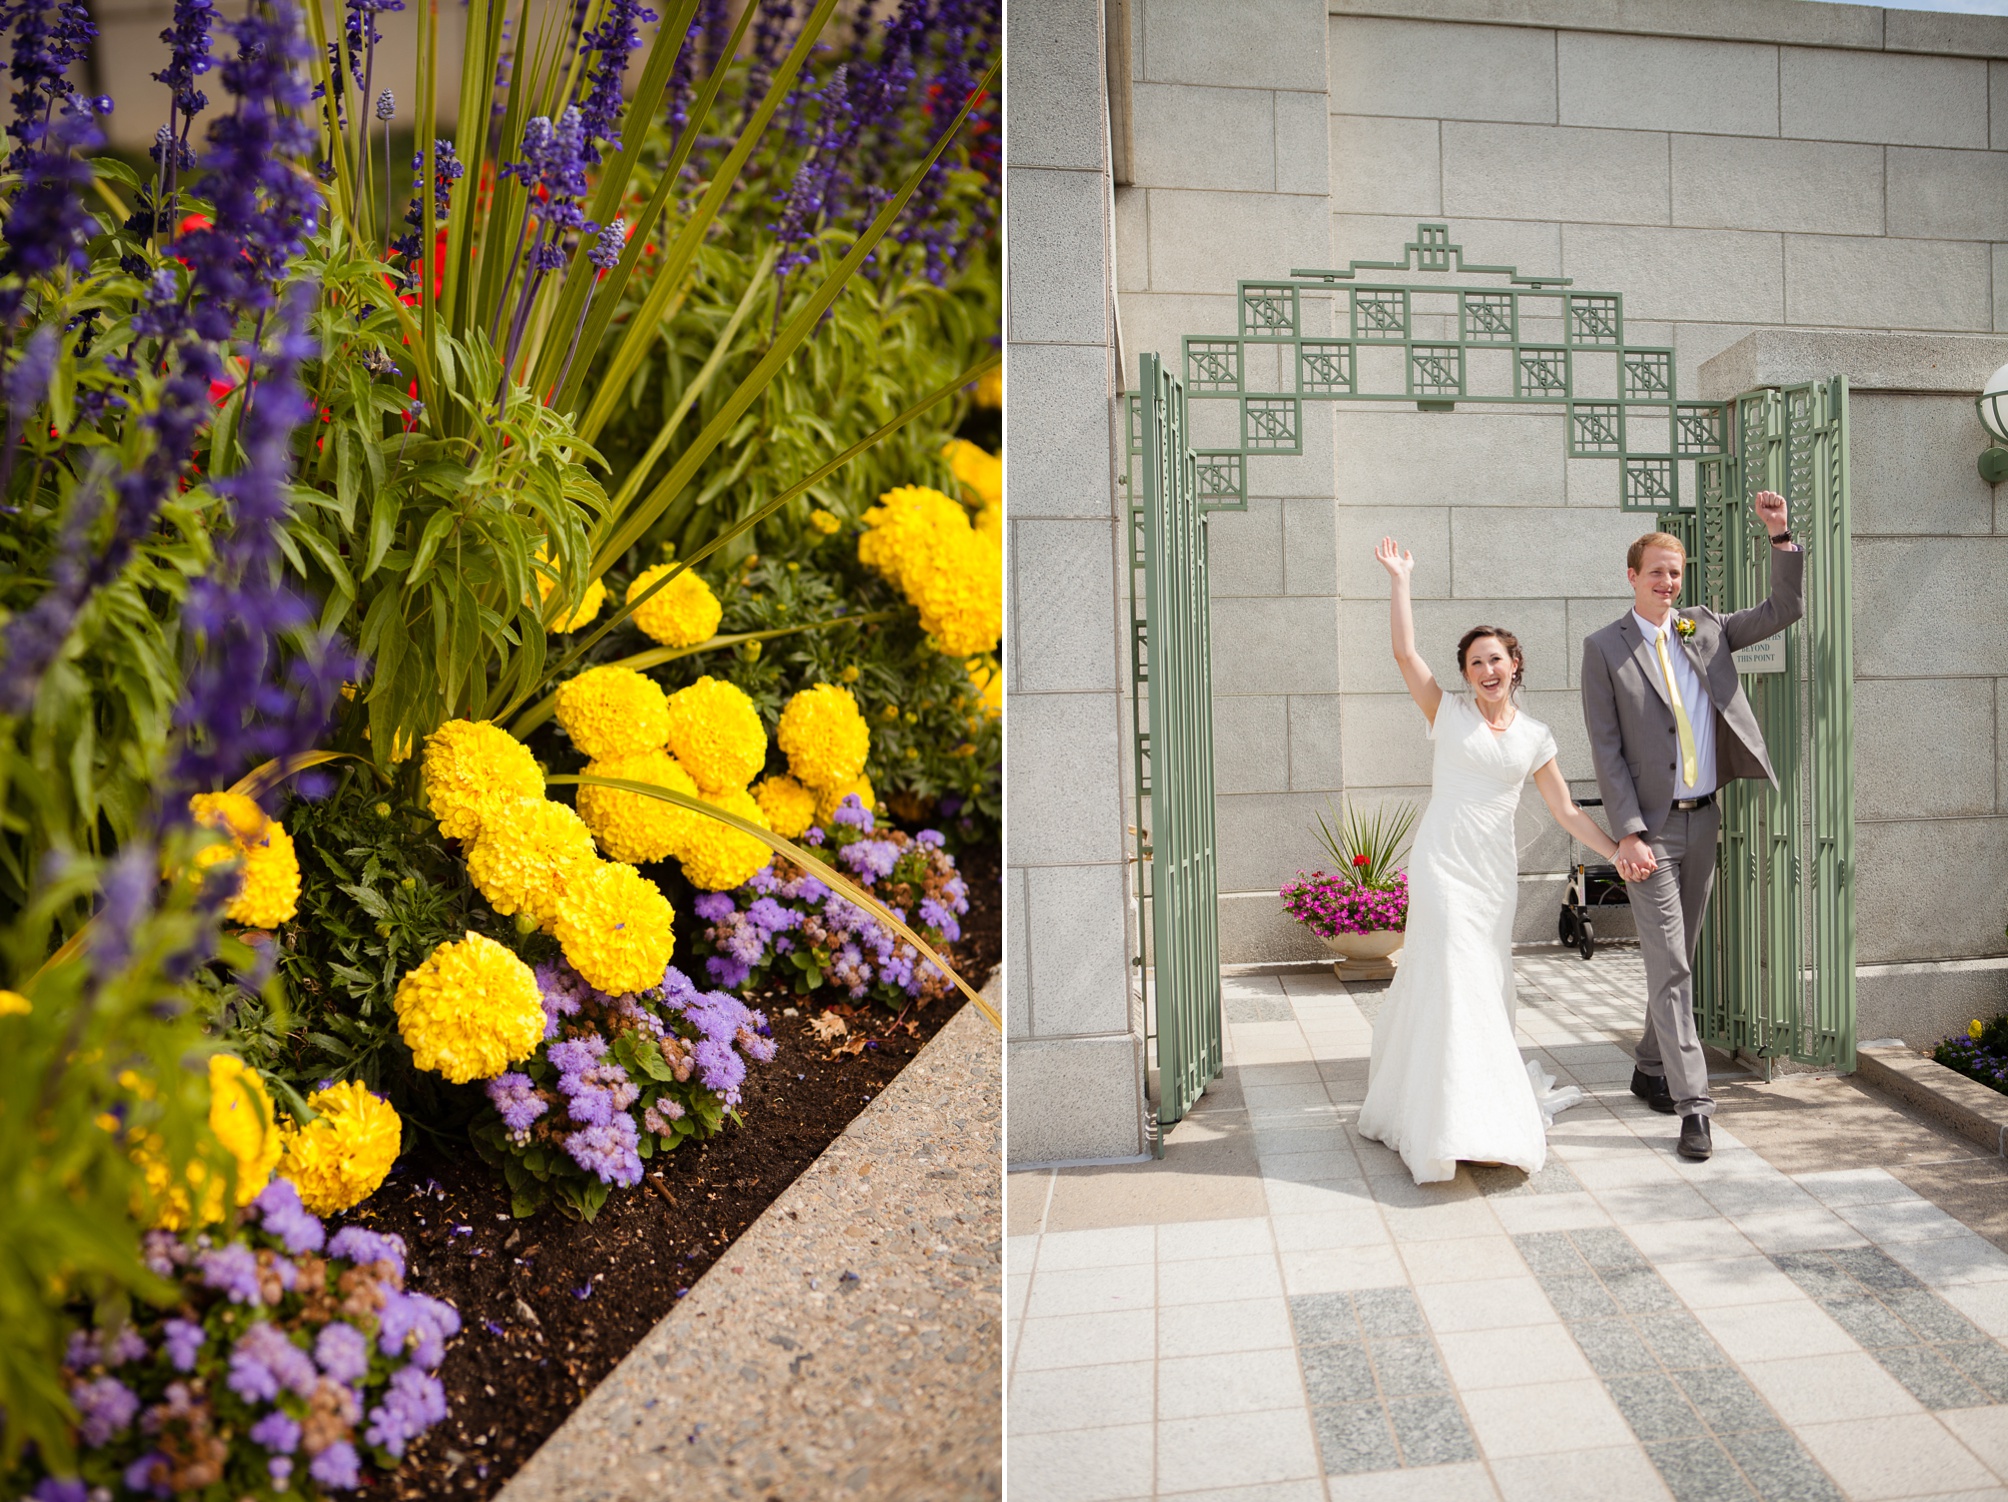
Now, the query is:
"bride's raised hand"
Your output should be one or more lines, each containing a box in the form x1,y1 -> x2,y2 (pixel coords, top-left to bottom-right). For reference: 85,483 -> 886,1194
1375,536 -> 1414,581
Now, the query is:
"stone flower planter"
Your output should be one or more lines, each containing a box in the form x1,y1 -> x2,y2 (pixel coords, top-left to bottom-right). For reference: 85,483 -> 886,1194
1321,930 -> 1404,964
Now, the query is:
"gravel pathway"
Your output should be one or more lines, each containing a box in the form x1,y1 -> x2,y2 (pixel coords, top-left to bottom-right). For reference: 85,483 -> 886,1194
500,990 -> 1002,1502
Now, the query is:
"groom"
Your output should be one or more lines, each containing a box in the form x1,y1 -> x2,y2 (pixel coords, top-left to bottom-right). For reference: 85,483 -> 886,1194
1579,490 -> 1801,1162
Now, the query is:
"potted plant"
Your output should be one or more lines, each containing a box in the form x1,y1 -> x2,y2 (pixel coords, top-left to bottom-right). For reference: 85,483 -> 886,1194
1281,799 -> 1419,963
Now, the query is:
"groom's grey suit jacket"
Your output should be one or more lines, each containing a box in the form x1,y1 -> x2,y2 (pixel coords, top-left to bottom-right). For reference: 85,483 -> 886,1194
1580,547 -> 1804,840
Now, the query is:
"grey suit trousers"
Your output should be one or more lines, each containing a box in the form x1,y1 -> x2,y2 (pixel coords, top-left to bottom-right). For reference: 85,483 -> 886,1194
1631,802 -> 1721,1117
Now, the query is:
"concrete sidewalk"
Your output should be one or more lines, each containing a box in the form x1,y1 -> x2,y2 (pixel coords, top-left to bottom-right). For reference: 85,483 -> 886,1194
1006,953 -> 2008,1502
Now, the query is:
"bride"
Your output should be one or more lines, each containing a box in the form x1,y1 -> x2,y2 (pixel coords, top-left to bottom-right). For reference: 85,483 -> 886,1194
1356,538 -> 1624,1183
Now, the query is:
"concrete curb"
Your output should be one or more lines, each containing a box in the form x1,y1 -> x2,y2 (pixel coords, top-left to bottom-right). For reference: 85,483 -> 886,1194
1857,1043 -> 2008,1159
496,987 -> 1002,1502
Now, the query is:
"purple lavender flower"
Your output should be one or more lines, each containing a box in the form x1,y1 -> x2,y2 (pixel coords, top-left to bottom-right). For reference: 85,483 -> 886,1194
309,1439 -> 361,1490
71,1375 -> 138,1445
377,1288 -> 460,1367
162,1318 -> 205,1372
254,1176 -> 327,1254
328,1225 -> 408,1280
364,1363 -> 448,1455
198,1243 -> 264,1304
227,1321 -> 319,1402
314,1320 -> 371,1384
249,1408 -> 301,1454
562,1113 -> 643,1186
486,1071 -> 548,1140
575,0 -> 656,160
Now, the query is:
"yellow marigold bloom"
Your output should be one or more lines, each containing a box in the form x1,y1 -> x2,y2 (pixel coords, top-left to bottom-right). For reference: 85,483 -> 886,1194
464,797 -> 600,930
555,862 -> 676,995
1972,1019 -> 1987,1040
663,676 -> 767,793
857,485 -> 968,596
909,529 -> 1004,657
575,748 -> 707,864
809,508 -> 841,535
554,665 -> 670,761
421,720 -> 544,843
943,437 -> 1001,509
144,1055 -> 283,1229
975,366 -> 1002,408
975,501 -> 1002,544
278,1080 -> 403,1215
189,792 -> 301,928
627,563 -> 722,648
394,932 -> 544,1084
0,989 -> 28,1016
814,773 -> 876,827
776,683 -> 870,790
532,545 -> 606,632
752,774 -> 817,841
679,786 -> 774,892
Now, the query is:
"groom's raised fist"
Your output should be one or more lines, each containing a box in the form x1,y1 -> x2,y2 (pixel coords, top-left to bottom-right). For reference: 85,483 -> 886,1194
1753,489 -> 1788,538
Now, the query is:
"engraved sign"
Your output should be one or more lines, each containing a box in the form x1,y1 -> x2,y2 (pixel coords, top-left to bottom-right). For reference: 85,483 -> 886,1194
1733,636 -> 1786,674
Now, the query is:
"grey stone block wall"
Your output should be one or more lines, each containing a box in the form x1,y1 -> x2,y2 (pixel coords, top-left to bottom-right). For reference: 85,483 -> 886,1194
1105,0 -> 2008,965
1004,0 -> 1147,1166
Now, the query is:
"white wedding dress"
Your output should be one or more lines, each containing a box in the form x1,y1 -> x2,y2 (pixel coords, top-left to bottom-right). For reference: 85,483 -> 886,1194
1356,694 -> 1582,1183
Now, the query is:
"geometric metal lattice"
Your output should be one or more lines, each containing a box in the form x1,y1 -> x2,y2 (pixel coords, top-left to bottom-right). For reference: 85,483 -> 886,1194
1176,222 -> 1730,510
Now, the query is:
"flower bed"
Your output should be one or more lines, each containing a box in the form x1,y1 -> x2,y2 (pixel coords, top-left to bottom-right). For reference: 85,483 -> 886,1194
1934,1016 -> 2008,1097
0,0 -> 999,1490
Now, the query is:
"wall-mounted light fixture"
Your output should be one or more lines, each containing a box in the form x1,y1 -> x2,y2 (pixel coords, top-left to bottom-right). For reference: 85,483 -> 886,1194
1978,361 -> 2008,484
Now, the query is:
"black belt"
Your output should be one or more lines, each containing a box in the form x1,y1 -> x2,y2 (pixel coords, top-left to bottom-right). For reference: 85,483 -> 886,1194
1670,792 -> 1715,811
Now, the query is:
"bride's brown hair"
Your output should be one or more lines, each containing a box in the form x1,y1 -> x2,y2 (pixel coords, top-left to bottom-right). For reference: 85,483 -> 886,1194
1456,625 -> 1525,691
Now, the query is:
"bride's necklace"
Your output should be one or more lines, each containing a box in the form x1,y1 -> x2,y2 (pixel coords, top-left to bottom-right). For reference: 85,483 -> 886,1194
1477,701 -> 1517,733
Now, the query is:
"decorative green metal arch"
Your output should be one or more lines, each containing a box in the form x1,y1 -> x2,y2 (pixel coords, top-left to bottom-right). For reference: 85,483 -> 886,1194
1127,224 -> 1856,1145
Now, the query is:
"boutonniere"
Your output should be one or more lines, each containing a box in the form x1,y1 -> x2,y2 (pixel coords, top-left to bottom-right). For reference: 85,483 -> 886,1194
1674,617 -> 1697,640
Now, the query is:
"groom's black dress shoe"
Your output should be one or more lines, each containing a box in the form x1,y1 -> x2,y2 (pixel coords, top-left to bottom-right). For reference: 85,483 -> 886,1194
1678,1115 -> 1713,1161
1630,1068 -> 1677,1115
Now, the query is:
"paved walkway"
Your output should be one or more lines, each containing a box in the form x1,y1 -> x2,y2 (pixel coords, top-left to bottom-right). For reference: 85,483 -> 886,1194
1006,952 -> 2008,1502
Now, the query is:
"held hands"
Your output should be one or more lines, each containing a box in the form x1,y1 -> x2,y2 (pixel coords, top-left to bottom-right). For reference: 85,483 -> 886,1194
1614,834 -> 1659,883
1375,536 -> 1414,582
1752,489 -> 1789,539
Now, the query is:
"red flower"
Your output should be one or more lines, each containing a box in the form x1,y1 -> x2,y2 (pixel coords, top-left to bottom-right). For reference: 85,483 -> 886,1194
1352,854 -> 1370,868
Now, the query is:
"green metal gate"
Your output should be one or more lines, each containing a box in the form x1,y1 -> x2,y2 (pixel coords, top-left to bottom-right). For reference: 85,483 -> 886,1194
1128,353 -> 1226,1149
1125,224 -> 1858,1134
1674,382 -> 1856,1071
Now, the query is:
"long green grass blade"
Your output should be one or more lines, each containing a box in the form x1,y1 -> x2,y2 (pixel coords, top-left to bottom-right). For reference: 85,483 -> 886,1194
490,348 -> 996,721
571,0 -> 838,434
590,57 -> 1000,575
548,774 -> 999,1029
506,611 -> 894,737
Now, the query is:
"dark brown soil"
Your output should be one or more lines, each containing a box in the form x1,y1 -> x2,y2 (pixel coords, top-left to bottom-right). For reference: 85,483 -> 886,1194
356,842 -> 999,1500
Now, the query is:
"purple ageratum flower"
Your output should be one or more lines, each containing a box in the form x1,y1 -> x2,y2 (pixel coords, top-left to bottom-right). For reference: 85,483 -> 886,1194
831,795 -> 874,830
562,1112 -> 643,1186
486,1071 -> 548,1141
704,954 -> 752,989
746,897 -> 798,933
549,1035 -> 639,1129
248,1408 -> 301,1454
915,829 -> 945,848
917,897 -> 961,943
692,892 -> 735,922
839,838 -> 900,882
123,1453 -> 168,1497
71,1375 -> 138,1445
365,1363 -> 448,1456
228,1321 -> 319,1402
32,1480 -> 88,1502
198,1243 -> 264,1304
102,1324 -> 148,1367
162,1319 -> 205,1373
309,1439 -> 361,1490
314,1320 -> 371,1384
328,1224 -> 408,1281
377,1288 -> 460,1367
254,1176 -> 327,1254
534,957 -> 595,1038
690,1038 -> 745,1105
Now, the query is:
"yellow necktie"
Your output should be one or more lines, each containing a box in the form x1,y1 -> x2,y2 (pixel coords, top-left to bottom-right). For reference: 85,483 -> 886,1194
1655,630 -> 1698,789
